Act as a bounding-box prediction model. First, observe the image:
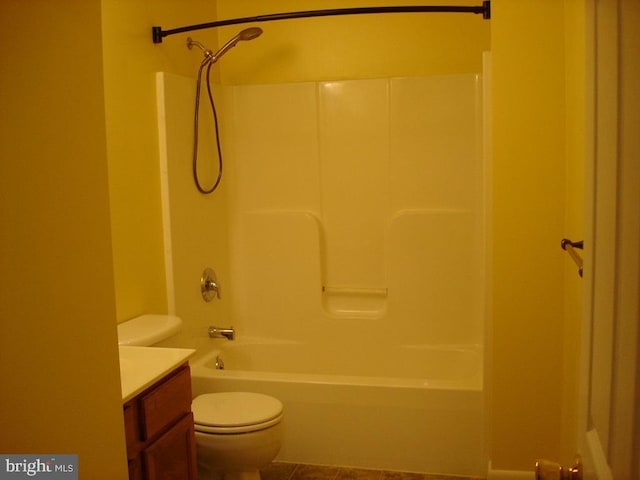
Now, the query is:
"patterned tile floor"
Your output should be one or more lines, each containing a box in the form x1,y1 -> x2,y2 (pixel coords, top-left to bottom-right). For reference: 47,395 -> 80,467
260,463 -> 483,480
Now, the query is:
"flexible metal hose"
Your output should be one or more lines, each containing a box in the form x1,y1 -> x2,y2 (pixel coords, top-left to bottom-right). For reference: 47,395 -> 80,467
192,57 -> 223,194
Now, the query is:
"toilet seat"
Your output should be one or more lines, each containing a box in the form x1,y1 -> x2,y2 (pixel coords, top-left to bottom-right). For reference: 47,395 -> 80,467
192,392 -> 284,434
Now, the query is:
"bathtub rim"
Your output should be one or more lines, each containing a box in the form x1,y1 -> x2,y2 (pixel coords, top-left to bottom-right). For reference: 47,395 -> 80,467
190,339 -> 483,391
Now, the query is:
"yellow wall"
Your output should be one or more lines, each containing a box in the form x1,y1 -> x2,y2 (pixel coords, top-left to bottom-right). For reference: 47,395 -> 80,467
216,0 -> 490,84
0,1 -> 127,477
102,0 -> 221,322
490,0 -> 584,470
562,0 -> 586,464
490,0 -> 564,468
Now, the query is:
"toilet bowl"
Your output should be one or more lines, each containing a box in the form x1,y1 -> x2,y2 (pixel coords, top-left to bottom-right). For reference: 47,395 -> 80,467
192,392 -> 284,480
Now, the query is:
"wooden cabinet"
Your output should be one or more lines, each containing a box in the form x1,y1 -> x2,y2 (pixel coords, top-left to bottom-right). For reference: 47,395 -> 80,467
124,364 -> 197,480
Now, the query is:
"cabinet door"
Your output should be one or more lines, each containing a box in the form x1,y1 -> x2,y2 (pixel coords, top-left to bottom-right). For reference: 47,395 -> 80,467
128,457 -> 144,480
143,413 -> 197,480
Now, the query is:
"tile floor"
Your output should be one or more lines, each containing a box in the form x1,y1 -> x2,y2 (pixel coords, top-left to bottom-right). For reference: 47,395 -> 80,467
260,463 -> 483,480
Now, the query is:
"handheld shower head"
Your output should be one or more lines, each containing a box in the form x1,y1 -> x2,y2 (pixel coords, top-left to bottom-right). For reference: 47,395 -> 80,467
187,27 -> 263,64
211,27 -> 263,63
237,27 -> 263,41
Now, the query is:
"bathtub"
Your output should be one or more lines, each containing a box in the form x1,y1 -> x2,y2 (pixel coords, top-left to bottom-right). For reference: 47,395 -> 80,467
190,339 -> 485,477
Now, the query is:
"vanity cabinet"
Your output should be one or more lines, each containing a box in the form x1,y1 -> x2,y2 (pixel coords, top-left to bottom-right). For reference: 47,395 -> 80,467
123,364 -> 197,480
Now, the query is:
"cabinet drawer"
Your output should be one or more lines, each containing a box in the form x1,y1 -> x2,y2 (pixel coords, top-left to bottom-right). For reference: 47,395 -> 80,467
140,365 -> 192,441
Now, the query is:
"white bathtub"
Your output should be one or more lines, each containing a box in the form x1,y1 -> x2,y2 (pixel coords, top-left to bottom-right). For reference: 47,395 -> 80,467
190,339 -> 485,477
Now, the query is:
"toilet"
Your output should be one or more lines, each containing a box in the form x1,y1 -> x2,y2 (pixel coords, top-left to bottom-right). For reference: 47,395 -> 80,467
192,392 -> 284,480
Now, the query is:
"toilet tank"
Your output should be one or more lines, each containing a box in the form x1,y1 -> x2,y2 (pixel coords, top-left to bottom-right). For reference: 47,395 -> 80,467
117,314 -> 183,346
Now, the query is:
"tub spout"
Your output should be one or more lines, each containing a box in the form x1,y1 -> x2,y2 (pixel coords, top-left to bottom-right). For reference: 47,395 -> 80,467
209,326 -> 235,340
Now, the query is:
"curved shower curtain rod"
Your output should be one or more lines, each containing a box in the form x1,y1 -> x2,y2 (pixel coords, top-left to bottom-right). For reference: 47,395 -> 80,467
151,2 -> 491,43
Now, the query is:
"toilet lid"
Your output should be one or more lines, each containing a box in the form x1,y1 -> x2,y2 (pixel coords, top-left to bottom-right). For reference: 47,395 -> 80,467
192,392 -> 283,434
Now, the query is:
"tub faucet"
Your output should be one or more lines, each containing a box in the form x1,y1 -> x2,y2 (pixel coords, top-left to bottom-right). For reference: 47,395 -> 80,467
208,326 -> 235,340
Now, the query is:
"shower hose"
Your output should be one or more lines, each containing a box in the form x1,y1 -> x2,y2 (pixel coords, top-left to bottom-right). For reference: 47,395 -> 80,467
192,57 -> 223,194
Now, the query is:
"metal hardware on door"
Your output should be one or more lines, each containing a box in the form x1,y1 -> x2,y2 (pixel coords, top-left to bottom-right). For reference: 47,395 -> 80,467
535,455 -> 582,480
201,267 -> 220,301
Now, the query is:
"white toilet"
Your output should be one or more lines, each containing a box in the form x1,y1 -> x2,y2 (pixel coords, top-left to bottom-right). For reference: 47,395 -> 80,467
192,391 -> 284,480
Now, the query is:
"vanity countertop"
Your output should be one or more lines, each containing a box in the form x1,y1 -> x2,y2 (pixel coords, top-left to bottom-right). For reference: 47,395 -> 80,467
119,346 -> 196,403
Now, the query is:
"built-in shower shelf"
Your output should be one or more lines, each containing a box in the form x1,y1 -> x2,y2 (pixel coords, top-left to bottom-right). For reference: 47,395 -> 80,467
321,285 -> 387,318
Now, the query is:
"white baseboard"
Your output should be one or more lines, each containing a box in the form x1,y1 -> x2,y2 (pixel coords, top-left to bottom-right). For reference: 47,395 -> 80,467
487,461 -> 535,480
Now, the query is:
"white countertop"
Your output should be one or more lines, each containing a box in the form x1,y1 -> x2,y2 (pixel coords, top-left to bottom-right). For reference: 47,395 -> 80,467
119,346 -> 196,403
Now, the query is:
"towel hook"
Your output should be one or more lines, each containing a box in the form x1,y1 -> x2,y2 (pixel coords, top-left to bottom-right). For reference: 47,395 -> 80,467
561,238 -> 584,278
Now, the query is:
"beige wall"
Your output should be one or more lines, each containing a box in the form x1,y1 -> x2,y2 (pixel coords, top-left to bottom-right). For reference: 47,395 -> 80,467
0,1 -> 127,477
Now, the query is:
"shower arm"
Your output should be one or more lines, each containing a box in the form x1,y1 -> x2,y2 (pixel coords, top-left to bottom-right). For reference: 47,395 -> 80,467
152,2 -> 491,43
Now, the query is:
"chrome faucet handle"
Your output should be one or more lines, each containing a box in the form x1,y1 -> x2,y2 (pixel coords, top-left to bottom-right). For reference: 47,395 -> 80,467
201,268 -> 220,301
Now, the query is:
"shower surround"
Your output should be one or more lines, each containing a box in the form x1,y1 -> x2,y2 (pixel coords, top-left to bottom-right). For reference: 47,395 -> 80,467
156,71 -> 486,475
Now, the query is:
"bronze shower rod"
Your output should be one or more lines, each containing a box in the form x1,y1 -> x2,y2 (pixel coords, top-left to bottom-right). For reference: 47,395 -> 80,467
152,2 -> 491,44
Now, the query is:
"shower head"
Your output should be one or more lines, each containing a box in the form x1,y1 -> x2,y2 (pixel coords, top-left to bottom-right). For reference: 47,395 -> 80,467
187,28 -> 263,64
237,27 -> 263,41
211,27 -> 263,63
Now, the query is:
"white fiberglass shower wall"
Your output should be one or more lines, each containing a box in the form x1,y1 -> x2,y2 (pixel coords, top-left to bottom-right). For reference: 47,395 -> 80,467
230,75 -> 484,348
157,72 -> 485,357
